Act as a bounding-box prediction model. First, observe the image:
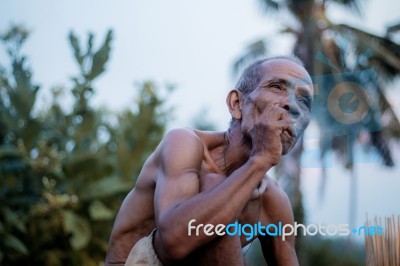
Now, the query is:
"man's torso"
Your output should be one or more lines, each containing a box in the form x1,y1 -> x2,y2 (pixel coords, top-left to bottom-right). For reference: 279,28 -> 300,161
115,128 -> 272,259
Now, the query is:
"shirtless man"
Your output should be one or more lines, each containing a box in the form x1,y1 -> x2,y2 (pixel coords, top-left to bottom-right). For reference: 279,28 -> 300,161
105,56 -> 314,265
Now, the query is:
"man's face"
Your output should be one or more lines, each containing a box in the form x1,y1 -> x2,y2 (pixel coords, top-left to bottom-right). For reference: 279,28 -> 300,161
240,59 -> 314,154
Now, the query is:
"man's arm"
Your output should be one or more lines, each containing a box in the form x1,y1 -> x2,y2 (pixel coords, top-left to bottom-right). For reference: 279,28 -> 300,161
181,172 -> 245,266
259,180 -> 299,266
153,128 -> 272,263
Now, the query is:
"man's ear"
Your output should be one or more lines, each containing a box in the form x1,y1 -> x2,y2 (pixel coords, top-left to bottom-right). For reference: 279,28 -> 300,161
226,89 -> 243,120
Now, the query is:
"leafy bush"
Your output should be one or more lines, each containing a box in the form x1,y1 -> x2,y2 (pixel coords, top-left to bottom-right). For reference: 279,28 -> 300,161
0,25 -> 172,265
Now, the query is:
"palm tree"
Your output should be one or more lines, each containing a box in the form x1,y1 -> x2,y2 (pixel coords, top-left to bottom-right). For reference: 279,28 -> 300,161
234,0 -> 400,257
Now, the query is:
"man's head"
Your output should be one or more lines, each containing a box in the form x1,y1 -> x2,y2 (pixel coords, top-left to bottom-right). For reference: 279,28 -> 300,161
227,56 -> 314,154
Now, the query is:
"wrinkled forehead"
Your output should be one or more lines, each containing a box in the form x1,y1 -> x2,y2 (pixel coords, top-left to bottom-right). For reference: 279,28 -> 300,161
259,59 -> 314,94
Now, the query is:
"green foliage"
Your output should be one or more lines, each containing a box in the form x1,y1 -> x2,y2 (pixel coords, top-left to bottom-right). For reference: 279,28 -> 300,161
0,25 -> 173,265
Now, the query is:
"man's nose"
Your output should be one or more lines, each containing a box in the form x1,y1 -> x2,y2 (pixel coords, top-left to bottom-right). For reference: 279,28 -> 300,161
282,98 -> 300,118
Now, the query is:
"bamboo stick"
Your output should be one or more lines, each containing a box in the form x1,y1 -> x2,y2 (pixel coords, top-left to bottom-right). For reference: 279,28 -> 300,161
365,215 -> 399,266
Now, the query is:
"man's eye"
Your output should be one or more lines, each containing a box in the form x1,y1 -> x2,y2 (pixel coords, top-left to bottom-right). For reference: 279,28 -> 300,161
271,84 -> 283,90
299,98 -> 311,109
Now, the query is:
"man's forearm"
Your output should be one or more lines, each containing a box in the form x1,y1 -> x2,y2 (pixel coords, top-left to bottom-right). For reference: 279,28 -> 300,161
155,156 -> 271,260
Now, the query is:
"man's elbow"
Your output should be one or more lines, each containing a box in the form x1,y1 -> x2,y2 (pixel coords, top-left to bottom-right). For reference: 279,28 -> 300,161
156,224 -> 192,261
104,246 -> 127,266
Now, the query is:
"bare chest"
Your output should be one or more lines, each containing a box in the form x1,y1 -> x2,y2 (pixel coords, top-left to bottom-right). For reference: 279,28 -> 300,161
237,198 -> 265,246
198,156 -> 267,246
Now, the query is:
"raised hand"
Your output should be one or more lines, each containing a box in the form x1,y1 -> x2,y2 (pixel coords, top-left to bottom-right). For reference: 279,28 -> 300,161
248,104 -> 294,166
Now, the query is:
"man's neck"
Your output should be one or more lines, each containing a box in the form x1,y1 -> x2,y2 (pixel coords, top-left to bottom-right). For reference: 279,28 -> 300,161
224,120 -> 252,176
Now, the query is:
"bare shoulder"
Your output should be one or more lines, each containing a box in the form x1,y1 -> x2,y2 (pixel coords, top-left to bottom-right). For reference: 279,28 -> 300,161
162,127 -> 201,144
158,128 -> 204,176
160,128 -> 203,157
262,175 -> 288,200
153,128 -> 206,219
260,175 -> 294,223
258,176 -> 298,265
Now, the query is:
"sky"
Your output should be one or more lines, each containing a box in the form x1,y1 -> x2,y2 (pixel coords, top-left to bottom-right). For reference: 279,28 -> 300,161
1,0 -> 399,241
3,0 -> 398,128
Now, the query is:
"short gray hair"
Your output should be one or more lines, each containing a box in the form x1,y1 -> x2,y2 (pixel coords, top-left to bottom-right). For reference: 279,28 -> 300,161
235,55 -> 305,96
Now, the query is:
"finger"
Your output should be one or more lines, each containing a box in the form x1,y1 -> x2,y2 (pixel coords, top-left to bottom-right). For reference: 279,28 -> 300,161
282,129 -> 291,140
275,120 -> 294,137
259,105 -> 288,122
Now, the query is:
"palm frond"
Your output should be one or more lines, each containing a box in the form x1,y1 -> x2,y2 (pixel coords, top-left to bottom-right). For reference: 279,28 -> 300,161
369,131 -> 394,166
326,0 -> 364,16
232,39 -> 267,78
386,22 -> 400,36
334,24 -> 400,80
280,25 -> 300,35
377,85 -> 400,138
257,0 -> 282,13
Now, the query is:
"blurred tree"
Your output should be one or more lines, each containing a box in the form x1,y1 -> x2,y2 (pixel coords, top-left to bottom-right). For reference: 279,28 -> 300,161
234,0 -> 400,262
0,25 -> 173,265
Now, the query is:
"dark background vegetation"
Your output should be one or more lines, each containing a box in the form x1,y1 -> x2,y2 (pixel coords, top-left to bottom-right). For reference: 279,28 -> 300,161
0,27 -> 173,265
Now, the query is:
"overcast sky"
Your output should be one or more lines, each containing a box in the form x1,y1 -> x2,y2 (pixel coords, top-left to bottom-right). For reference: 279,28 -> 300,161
1,0 -> 399,234
1,0 -> 399,128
